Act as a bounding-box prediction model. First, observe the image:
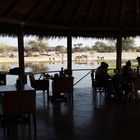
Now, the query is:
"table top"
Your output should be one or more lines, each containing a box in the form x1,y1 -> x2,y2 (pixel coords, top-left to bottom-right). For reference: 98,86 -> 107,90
0,84 -> 35,93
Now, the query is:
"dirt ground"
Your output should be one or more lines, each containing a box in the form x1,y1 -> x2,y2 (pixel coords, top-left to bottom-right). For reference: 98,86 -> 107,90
0,52 -> 139,63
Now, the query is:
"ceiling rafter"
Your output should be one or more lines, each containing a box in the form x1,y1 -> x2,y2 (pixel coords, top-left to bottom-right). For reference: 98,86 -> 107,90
54,0 -> 69,22
102,0 -> 111,24
4,0 -> 21,17
42,0 -> 60,22
72,0 -> 85,23
0,0 -> 140,37
136,0 -> 140,24
86,0 -> 97,23
1,16 -> 140,37
120,0 -> 125,24
0,16 -> 18,23
83,0 -> 93,23
69,0 -> 82,23
25,0 -> 46,20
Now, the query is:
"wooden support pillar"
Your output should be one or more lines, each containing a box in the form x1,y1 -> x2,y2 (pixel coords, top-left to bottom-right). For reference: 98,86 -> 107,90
67,35 -> 72,75
116,34 -> 122,70
18,29 -> 25,89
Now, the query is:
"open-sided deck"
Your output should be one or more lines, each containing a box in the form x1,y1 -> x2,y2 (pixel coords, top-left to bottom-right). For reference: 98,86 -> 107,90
0,87 -> 140,140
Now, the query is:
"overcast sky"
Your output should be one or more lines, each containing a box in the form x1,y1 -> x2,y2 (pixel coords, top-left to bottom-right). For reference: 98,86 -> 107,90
0,36 -> 140,47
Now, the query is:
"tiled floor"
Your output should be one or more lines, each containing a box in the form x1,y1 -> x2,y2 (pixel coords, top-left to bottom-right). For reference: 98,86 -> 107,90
1,87 -> 140,140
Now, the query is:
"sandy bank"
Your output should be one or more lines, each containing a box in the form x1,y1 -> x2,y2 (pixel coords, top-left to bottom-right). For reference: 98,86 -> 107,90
0,52 -> 140,63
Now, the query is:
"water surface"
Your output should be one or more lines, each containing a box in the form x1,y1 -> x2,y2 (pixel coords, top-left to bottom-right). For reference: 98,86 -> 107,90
0,60 -> 115,88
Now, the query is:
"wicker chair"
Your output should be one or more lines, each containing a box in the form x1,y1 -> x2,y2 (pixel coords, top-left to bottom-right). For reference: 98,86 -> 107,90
29,74 -> 50,100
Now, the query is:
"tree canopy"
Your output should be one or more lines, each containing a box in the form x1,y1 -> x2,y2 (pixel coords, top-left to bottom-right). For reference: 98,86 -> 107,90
0,37 -> 139,57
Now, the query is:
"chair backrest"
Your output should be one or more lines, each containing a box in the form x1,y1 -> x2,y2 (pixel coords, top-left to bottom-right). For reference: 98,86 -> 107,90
29,74 -> 35,87
0,73 -> 6,85
52,76 -> 73,93
134,78 -> 140,90
29,74 -> 49,91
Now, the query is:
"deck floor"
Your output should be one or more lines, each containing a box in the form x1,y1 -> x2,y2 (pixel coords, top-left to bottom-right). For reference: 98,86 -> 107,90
1,87 -> 140,140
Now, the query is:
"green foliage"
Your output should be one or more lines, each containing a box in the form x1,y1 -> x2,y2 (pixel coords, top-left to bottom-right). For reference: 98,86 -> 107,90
0,44 -> 17,56
0,37 -> 138,56
26,37 -> 48,55
107,69 -> 115,76
25,62 -> 49,72
122,37 -> 135,51
92,41 -> 115,52
55,45 -> 66,52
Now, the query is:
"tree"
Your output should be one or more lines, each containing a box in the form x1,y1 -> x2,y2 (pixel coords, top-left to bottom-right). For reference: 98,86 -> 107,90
77,43 -> 83,48
107,39 -> 116,47
122,37 -> 135,51
92,41 -> 108,52
55,45 -> 66,52
27,38 -> 48,55
0,44 -> 10,56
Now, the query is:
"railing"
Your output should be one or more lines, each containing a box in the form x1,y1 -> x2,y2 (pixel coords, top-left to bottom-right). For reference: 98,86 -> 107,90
30,69 -> 94,87
1,67 -> 140,88
30,68 -> 140,87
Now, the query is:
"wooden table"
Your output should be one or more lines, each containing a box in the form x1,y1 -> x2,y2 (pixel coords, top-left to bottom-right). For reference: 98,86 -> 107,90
0,84 -> 36,134
0,84 -> 36,117
0,84 -> 35,94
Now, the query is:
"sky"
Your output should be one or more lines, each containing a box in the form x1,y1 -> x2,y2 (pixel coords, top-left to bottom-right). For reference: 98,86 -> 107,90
0,36 -> 140,47
0,36 -> 102,47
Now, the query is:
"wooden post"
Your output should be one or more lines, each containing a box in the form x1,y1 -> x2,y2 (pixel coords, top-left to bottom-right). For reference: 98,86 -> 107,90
17,27 -> 24,90
67,35 -> 72,76
116,34 -> 122,71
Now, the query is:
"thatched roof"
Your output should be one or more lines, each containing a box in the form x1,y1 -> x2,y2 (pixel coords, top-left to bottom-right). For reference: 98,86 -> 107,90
0,0 -> 140,38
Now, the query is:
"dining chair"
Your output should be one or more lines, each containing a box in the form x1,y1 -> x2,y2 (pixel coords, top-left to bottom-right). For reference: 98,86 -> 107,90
0,73 -> 6,85
2,91 -> 36,136
133,78 -> 140,99
51,76 -> 74,102
91,69 -> 107,100
92,79 -> 107,100
29,74 -> 50,100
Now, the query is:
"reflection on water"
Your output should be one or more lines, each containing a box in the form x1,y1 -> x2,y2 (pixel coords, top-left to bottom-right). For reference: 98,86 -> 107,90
0,60 -> 110,72
25,62 -> 49,73
0,60 -> 116,87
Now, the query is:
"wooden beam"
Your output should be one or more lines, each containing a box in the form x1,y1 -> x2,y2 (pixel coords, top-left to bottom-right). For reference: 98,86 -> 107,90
69,0 -> 82,23
84,0 -> 93,22
42,0 -> 59,21
67,34 -> 72,76
0,16 -> 21,24
54,0 -> 68,22
102,0 -> 111,24
26,0 -> 46,20
18,25 -> 25,90
2,16 -> 140,31
136,0 -> 140,24
72,0 -> 84,23
4,0 -> 21,17
116,33 -> 122,70
86,0 -> 96,23
120,0 -> 125,24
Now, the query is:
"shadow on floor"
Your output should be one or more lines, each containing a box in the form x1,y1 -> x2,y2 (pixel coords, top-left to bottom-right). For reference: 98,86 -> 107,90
1,87 -> 140,140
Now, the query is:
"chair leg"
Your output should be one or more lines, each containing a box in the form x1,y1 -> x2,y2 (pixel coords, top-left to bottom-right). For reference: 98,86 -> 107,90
28,114 -> 31,130
47,90 -> 50,102
71,91 -> 74,104
93,87 -> 97,100
32,113 -> 37,135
